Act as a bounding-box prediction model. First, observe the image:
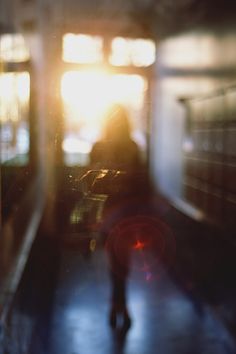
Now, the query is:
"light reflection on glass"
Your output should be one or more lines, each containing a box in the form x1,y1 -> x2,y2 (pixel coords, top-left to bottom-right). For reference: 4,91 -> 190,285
110,37 -> 156,67
62,33 -> 103,64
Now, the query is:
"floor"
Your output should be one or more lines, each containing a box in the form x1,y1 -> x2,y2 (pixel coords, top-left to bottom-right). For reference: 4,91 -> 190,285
19,242 -> 236,354
3,186 -> 236,354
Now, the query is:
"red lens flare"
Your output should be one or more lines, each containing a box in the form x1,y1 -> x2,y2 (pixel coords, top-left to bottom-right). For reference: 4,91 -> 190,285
133,240 -> 146,250
105,214 -> 176,281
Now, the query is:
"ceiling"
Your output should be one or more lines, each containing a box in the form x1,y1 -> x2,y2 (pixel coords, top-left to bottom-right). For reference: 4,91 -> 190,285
1,0 -> 236,39
60,0 -> 236,39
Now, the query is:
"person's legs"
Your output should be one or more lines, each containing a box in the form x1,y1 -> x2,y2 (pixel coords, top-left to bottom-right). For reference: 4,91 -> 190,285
109,271 -> 131,329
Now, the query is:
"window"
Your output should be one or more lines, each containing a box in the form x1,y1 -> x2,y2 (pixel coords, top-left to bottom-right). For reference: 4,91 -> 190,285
0,34 -> 30,62
109,37 -> 156,67
0,72 -> 30,165
62,33 -> 103,64
61,70 -> 147,166
60,33 -> 153,165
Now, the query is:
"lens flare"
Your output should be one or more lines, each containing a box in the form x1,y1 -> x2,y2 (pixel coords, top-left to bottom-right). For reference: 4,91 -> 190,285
133,240 -> 146,250
106,214 -> 176,281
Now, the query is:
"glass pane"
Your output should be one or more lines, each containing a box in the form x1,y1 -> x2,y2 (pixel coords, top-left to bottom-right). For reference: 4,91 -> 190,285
110,37 -> 156,67
0,72 -> 30,165
62,33 -> 103,64
0,34 -> 30,62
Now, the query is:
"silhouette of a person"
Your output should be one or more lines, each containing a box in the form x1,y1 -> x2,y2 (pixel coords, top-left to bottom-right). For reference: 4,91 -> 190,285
90,104 -> 141,171
90,104 -> 142,329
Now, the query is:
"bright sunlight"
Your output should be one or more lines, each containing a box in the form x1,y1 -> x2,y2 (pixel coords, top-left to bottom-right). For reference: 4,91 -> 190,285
60,69 -> 147,165
61,32 -> 150,165
61,70 -> 146,126
62,33 -> 103,64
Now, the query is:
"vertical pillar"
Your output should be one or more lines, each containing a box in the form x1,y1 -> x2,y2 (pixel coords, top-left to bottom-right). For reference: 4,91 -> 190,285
0,60 -> 3,230
40,21 -> 64,233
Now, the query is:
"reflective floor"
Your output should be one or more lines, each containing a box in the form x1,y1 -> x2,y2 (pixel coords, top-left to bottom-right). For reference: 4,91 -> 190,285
3,185 -> 236,354
23,244 -> 235,354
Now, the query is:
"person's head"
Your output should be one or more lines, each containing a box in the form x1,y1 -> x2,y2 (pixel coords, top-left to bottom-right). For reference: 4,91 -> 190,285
103,104 -> 131,141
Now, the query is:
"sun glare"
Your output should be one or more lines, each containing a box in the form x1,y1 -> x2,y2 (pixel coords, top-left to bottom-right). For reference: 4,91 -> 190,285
61,69 -> 110,124
60,69 -> 147,163
61,33 -> 149,164
61,70 -> 146,125
62,33 -> 103,64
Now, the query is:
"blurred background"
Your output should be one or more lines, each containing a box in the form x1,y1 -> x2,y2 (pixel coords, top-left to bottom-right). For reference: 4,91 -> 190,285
0,0 -> 236,353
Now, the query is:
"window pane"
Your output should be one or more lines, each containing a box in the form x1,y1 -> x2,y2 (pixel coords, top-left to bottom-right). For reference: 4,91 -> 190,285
0,34 -> 30,62
62,33 -> 103,64
110,37 -> 156,67
0,72 -> 30,165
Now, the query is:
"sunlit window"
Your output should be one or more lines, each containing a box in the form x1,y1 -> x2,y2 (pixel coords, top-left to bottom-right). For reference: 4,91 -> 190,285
109,74 -> 146,108
62,33 -> 103,64
110,37 -> 156,67
60,70 -> 147,165
0,34 -> 30,62
0,72 -> 30,164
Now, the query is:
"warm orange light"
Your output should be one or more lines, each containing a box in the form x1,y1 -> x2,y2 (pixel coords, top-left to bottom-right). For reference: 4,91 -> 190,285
61,69 -> 110,125
109,74 -> 146,109
62,33 -> 103,63
61,70 -> 146,125
61,69 -> 147,164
